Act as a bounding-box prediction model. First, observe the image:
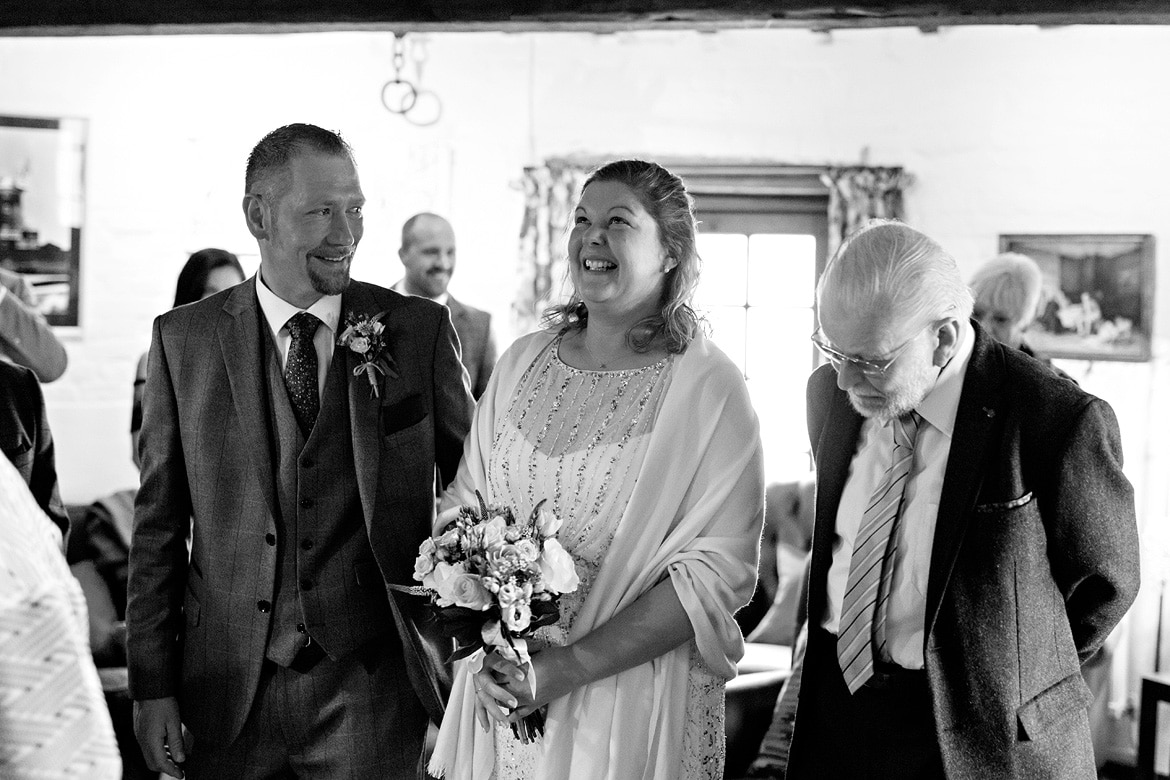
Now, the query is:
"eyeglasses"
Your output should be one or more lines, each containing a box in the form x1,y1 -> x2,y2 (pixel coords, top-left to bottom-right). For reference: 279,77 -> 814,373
810,326 -> 923,378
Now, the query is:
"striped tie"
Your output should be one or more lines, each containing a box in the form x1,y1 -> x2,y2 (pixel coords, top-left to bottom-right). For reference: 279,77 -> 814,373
837,412 -> 920,694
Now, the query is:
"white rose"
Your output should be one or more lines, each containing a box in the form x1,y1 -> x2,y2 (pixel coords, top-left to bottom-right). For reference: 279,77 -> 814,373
536,507 -> 562,539
479,516 -> 508,551
445,573 -> 493,610
539,539 -> 579,594
412,539 -> 437,581
437,527 -> 462,559
513,538 -> 540,564
349,336 -> 370,353
425,561 -> 463,606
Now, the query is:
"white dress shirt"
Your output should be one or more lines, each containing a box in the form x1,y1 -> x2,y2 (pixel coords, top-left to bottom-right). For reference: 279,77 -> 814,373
255,272 -> 341,397
822,323 -> 974,669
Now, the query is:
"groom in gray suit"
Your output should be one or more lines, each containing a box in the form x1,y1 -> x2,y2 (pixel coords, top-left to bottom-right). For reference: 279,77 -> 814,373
127,124 -> 472,778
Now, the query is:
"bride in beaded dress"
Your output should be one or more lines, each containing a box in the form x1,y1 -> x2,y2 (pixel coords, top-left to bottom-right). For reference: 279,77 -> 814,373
428,160 -> 766,780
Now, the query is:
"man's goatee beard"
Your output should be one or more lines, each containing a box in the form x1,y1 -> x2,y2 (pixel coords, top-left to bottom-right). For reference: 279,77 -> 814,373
310,266 -> 351,296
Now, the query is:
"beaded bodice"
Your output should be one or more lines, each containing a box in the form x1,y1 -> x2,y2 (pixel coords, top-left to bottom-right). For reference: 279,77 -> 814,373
483,334 -> 725,779
487,334 -> 673,640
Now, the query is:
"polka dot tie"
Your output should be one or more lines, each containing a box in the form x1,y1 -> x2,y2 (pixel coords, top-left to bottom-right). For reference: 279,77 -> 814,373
284,312 -> 321,436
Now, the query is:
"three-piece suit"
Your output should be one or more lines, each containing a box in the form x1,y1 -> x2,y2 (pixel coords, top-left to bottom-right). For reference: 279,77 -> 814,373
127,278 -> 471,775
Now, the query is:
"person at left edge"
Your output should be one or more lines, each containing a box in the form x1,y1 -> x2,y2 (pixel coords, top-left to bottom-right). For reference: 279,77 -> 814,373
126,123 -> 473,779
0,359 -> 69,538
0,266 -> 68,382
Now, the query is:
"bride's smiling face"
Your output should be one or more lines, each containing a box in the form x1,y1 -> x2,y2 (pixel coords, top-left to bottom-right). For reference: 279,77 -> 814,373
568,180 -> 673,319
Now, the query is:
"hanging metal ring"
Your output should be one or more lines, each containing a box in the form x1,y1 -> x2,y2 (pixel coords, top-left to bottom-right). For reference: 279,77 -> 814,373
404,89 -> 443,127
381,79 -> 418,115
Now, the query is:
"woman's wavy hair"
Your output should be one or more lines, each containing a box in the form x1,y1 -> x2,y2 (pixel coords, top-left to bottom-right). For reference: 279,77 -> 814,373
542,159 -> 703,353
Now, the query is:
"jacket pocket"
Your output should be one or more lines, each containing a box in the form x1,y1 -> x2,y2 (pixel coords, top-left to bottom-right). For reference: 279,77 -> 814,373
382,394 -> 428,436
1017,672 -> 1092,740
975,491 -> 1034,513
354,561 -> 385,589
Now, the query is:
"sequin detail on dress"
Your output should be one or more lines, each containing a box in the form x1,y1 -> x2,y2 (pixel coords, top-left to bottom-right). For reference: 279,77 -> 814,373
485,334 -> 724,779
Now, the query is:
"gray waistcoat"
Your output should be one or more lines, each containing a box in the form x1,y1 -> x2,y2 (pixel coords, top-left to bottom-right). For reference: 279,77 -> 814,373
262,335 -> 392,666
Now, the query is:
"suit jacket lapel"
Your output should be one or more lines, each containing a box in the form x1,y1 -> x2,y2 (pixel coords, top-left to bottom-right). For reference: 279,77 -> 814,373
341,283 -> 382,524
217,281 -> 279,521
808,375 -> 864,629
924,326 -> 1006,637
447,295 -> 467,323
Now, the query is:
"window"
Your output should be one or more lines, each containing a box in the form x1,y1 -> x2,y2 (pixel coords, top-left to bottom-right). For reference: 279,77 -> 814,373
675,165 -> 829,483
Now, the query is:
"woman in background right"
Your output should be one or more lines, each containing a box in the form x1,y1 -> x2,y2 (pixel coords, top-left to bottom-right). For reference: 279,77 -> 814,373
968,251 -> 1045,356
969,251 -> 1075,384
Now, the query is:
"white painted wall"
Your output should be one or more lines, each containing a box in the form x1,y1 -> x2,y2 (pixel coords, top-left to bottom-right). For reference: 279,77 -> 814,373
2,24 -> 1168,759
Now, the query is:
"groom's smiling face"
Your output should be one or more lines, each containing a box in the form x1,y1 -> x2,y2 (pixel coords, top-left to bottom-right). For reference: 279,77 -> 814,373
251,149 -> 365,309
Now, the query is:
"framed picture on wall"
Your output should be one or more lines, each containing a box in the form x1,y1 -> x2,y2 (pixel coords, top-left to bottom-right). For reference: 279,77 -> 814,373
0,115 -> 87,327
999,233 -> 1154,362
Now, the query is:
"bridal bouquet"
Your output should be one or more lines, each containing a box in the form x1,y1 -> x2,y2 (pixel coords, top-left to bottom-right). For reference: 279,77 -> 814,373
413,492 -> 579,741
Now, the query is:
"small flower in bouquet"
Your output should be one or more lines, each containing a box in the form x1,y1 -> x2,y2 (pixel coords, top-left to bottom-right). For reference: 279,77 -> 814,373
413,492 -> 579,741
337,311 -> 399,397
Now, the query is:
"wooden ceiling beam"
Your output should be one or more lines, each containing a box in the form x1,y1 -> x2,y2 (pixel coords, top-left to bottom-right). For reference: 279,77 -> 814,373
0,1 -> 1166,36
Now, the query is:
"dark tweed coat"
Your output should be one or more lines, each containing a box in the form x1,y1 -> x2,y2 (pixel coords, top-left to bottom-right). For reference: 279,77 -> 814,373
789,322 -> 1140,779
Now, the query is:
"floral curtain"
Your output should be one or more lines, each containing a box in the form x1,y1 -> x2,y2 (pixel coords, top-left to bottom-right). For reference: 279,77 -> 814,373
820,166 -> 915,261
514,161 -> 589,335
513,163 -> 913,334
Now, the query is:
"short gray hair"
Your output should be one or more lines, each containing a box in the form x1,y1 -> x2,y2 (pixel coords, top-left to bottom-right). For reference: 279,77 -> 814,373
817,219 -> 974,328
969,252 -> 1043,327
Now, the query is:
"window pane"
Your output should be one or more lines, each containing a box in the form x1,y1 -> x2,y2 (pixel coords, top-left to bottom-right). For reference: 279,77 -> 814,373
703,306 -> 746,373
748,234 -> 817,308
747,307 -> 814,483
746,308 -> 814,380
695,233 -> 747,307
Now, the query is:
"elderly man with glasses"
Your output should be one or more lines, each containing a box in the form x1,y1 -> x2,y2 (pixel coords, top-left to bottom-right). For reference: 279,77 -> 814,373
780,219 -> 1139,780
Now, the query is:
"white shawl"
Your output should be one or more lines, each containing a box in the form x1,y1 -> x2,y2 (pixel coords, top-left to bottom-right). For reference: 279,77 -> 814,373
429,330 -> 765,779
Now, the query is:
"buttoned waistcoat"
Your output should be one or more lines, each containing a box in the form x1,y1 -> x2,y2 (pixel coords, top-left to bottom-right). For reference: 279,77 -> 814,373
127,279 -> 472,746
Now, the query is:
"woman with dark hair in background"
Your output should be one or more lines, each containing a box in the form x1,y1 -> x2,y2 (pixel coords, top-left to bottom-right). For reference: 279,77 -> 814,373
171,247 -> 246,309
132,248 -> 245,460
429,160 -> 765,779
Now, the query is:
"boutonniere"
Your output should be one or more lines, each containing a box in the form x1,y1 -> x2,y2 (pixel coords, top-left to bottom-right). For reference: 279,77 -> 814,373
337,311 -> 400,398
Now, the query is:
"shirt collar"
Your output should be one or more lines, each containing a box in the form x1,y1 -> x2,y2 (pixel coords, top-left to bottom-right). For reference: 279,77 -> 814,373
255,271 -> 342,337
914,320 -> 974,438
392,278 -> 448,307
